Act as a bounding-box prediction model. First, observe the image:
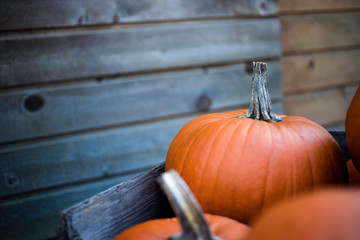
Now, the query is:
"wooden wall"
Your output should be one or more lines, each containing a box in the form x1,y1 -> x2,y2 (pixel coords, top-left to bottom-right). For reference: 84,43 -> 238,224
1,1 -> 359,239
0,1 -> 282,239
279,0 -> 360,128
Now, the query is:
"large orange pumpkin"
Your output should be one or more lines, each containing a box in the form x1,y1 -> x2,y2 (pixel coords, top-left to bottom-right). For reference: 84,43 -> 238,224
248,189 -> 360,240
114,213 -> 251,240
165,62 -> 348,224
346,85 -> 360,172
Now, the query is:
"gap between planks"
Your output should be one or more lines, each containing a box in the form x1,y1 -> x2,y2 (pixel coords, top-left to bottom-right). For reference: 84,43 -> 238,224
282,45 -> 360,57
0,56 -> 281,91
0,15 -> 278,36
0,165 -> 154,204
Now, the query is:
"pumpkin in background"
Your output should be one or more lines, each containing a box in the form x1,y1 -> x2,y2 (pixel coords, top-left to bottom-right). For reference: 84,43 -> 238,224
114,170 -> 251,240
248,189 -> 360,240
346,85 -> 360,172
165,62 -> 348,224
114,213 -> 251,240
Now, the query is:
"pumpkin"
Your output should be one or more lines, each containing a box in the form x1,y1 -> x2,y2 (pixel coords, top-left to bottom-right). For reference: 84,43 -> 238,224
113,170 -> 251,240
165,62 -> 348,224
345,85 -> 360,172
248,189 -> 360,240
114,213 -> 251,240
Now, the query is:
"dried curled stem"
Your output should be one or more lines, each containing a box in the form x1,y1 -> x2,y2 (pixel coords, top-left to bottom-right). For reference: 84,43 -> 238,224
238,62 -> 283,122
158,170 -> 221,240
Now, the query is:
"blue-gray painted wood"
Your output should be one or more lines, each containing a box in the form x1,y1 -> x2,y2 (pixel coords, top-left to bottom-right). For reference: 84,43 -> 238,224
0,169 -> 146,240
0,103 -> 283,198
0,19 -> 281,87
0,62 -> 282,143
0,0 -> 278,31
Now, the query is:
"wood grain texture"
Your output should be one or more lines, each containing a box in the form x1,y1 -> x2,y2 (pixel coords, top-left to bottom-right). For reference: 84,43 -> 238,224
0,116 -> 190,197
282,50 -> 360,94
0,62 -> 282,143
0,102 -> 283,198
0,0 -> 278,31
59,163 -> 172,240
281,13 -> 360,54
284,89 -> 346,126
279,0 -> 360,13
0,170 -> 147,240
0,19 -> 281,87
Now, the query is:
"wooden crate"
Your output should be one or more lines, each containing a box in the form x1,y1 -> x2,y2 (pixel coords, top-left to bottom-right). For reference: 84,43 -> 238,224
58,130 -> 349,240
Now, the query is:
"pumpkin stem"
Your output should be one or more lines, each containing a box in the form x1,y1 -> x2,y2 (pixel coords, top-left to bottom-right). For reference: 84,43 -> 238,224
158,170 -> 221,240
238,62 -> 283,122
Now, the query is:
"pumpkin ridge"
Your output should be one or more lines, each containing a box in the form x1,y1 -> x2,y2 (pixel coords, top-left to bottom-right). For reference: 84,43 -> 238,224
184,119 -> 232,189
292,127 -> 315,189
197,119 -> 237,203
258,123 -> 273,214
169,119 -> 221,175
306,124 -> 347,185
208,118 -> 245,209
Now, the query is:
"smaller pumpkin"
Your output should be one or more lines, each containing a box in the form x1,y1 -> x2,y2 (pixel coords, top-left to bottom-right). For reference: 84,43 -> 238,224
248,189 -> 360,240
113,170 -> 251,240
346,85 -> 360,172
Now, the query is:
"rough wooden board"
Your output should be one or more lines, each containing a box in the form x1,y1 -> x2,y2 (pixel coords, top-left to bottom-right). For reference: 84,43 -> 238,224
0,0 -> 278,31
279,0 -> 360,13
0,116 -> 191,197
281,13 -> 360,54
282,50 -> 360,94
0,19 -> 281,87
0,102 -> 283,198
0,62 -> 282,143
0,170 -> 146,240
283,89 -> 346,126
59,163 -> 172,240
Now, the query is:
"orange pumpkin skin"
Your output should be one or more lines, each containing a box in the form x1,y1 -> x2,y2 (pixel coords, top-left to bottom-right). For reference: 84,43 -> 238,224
248,189 -> 360,240
346,86 -> 360,172
113,213 -> 251,240
347,159 -> 360,185
165,110 -> 348,224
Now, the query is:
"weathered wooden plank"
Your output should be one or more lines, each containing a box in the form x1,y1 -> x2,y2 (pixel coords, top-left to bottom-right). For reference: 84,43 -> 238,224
282,50 -> 360,94
0,0 -> 278,31
281,13 -> 360,54
0,19 -> 281,87
283,89 -> 346,126
0,62 -> 282,143
0,117 -> 189,197
59,163 -> 172,240
279,0 -> 360,13
0,101 -> 283,198
0,169 -> 150,240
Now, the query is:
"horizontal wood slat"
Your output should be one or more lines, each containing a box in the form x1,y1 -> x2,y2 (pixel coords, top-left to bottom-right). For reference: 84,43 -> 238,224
0,101 -> 283,198
345,85 -> 359,109
279,0 -> 360,13
0,62 -> 282,143
59,164 -> 172,240
0,0 -> 278,31
282,50 -> 360,94
0,117 -> 189,197
0,19 -> 281,87
284,89 -> 346,126
281,13 -> 360,54
0,170 -> 144,240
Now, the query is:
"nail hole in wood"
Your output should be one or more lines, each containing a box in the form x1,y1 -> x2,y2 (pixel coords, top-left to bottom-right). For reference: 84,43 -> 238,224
5,172 -> 19,188
24,95 -> 44,112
